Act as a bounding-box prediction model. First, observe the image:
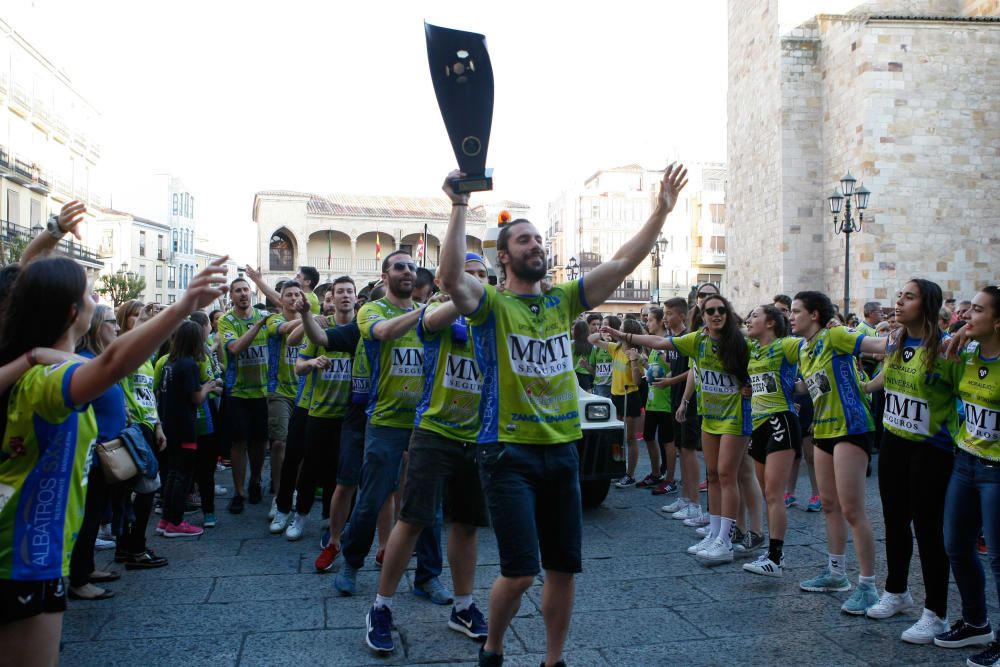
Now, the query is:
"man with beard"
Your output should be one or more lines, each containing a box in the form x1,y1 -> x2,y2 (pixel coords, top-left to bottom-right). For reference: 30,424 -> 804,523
438,164 -> 687,667
217,277 -> 271,513
333,251 -> 450,603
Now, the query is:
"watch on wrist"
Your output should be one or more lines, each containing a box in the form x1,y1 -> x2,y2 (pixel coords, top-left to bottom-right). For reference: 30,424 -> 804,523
45,214 -> 64,239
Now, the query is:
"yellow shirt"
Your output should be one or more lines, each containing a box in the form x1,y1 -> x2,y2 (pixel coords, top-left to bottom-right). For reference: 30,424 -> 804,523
608,342 -> 638,396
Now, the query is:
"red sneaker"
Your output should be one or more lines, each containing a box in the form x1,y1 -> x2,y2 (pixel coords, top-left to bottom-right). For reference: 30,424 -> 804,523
155,519 -> 168,535
978,535 -> 988,556
636,474 -> 661,489
375,547 -> 386,568
698,478 -> 708,493
315,543 -> 341,572
163,521 -> 204,538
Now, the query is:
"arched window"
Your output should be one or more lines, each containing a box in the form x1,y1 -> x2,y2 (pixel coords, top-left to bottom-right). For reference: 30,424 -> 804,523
269,231 -> 295,272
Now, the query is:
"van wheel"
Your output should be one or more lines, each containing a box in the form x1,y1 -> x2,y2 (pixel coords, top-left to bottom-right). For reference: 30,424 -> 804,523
580,479 -> 611,509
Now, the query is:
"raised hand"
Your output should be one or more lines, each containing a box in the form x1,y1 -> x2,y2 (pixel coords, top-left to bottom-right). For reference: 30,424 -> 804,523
58,200 -> 86,240
181,257 -> 230,310
600,325 -> 623,340
441,170 -> 470,206
657,163 -> 688,214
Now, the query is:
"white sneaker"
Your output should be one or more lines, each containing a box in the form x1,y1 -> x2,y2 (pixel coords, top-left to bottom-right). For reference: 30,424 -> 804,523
662,498 -> 688,513
696,537 -> 734,564
682,507 -> 710,527
215,485 -> 230,497
94,537 -> 116,551
268,498 -> 278,520
743,553 -> 784,577
865,590 -> 915,619
695,525 -> 711,536
269,510 -> 291,535
285,513 -> 306,541
901,608 -> 948,644
672,503 -> 701,520
687,534 -> 715,555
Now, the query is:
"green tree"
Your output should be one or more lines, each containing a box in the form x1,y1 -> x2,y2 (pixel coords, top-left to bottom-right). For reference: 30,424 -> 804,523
0,233 -> 31,265
96,272 -> 147,308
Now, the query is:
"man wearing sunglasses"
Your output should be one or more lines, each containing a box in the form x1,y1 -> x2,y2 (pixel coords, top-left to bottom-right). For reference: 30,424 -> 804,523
438,164 -> 688,667
333,251 -> 449,607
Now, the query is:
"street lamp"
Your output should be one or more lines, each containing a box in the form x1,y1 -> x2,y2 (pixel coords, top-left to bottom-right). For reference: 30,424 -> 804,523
649,233 -> 668,304
567,256 -> 579,281
827,172 -> 871,316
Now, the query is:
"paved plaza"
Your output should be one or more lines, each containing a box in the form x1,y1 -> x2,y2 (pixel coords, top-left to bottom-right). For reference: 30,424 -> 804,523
63,456 -> 993,666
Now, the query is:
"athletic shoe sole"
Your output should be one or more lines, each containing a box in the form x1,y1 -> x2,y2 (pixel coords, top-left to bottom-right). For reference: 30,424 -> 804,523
933,631 -> 995,649
800,582 -> 851,593
866,604 -> 914,619
695,552 -> 734,566
448,619 -> 488,640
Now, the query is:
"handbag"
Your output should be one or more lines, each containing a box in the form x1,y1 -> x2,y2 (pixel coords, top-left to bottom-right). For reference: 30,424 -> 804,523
95,438 -> 139,483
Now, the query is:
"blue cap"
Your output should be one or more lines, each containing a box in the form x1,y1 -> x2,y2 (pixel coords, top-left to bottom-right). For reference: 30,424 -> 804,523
465,252 -> 486,267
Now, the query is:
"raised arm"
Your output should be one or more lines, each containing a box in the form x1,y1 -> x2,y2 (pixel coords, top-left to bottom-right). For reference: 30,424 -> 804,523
244,265 -> 281,307
69,259 -> 229,406
422,300 -> 461,334
437,171 -> 484,315
858,334 -> 889,355
295,298 -> 330,347
601,325 -> 675,352
226,316 -> 267,356
587,331 -> 611,352
583,164 -> 687,307
0,349 -> 87,395
20,200 -> 86,266
369,306 -> 425,342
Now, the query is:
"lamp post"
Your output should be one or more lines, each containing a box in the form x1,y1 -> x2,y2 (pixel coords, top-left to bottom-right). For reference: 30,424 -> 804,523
649,233 -> 668,304
827,172 -> 871,316
567,256 -> 579,281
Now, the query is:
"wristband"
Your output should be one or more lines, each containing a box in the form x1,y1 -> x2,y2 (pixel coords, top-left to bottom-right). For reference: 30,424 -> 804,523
452,202 -> 468,207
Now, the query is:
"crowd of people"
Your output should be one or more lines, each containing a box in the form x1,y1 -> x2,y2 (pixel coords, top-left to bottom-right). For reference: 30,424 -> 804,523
0,165 -> 997,667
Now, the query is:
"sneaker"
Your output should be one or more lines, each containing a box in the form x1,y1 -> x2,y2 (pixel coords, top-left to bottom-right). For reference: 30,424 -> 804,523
636,474 -> 661,488
696,537 -> 734,564
285,513 -> 306,541
800,570 -> 851,593
315,543 -> 341,572
743,553 -> 784,577
248,482 -> 263,505
934,620 -> 995,649
662,498 -> 688,513
968,641 -> 1000,667
449,603 -> 488,640
334,565 -> 358,596
162,521 -> 204,538
841,583 -> 879,615
682,508 -> 710,527
979,535 -> 988,556
615,475 -> 636,489
320,528 -> 331,550
203,513 -> 217,528
673,504 -> 702,521
687,534 -> 715,555
365,604 -> 394,653
652,480 -> 678,496
268,498 -> 278,520
228,494 -> 245,514
695,525 -> 711,536
214,484 -> 230,497
374,547 -> 386,568
123,549 -> 168,570
698,478 -> 708,493
155,519 -> 167,535
736,531 -> 765,558
901,608 -> 949,645
478,647 -> 504,667
217,458 -> 232,470
98,524 -> 114,541
270,511 -> 292,535
866,590 -> 915,619
413,577 -> 454,605
94,537 -> 116,551
153,499 -> 163,515
806,495 -> 822,512
784,492 -> 797,508
731,527 -> 746,553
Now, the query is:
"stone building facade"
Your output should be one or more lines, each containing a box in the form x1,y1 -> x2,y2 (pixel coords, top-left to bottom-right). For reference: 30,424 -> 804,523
727,0 -> 1000,314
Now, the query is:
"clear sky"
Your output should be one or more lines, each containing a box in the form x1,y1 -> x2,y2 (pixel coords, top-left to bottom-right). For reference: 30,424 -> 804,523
8,0 -> 731,265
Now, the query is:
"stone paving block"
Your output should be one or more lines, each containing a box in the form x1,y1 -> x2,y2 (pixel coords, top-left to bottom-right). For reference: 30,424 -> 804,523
608,630 -> 870,667
527,574 -> 712,612
139,553 -> 300,579
60,634 -> 241,667
490,650 -> 608,667
680,566 -> 824,601
671,592 -> 867,638
61,606 -> 113,642
240,628 -> 408,667
399,620 -> 519,663
97,598 -> 324,639
510,607 -> 703,651
96,574 -> 214,607
820,621 -> 959,666
209,572 -> 360,603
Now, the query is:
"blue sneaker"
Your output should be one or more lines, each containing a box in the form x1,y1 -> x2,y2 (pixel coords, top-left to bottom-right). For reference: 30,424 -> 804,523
334,565 -> 357,596
319,528 -> 331,550
413,577 -> 454,605
806,495 -> 822,512
799,570 -> 851,593
449,603 -> 488,639
365,604 -> 394,653
841,582 -> 879,615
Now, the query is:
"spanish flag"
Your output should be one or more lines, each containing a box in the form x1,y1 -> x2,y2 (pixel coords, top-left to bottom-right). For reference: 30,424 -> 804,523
375,232 -> 381,261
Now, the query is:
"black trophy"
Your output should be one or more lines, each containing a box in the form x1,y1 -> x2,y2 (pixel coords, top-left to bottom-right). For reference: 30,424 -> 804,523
425,22 -> 494,193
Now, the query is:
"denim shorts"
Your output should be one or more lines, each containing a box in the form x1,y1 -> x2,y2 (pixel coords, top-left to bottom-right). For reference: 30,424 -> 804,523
478,441 -> 583,577
337,420 -> 366,486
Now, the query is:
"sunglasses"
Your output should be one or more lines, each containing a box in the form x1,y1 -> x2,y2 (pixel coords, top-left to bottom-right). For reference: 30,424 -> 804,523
391,261 -> 417,273
704,306 -> 727,316
697,292 -> 717,299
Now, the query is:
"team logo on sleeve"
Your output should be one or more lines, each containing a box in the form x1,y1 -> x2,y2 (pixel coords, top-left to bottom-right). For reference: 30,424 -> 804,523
507,333 -> 572,377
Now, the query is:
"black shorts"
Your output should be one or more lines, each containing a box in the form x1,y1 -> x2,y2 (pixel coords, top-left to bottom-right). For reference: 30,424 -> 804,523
678,414 -> 702,451
0,578 -> 67,624
749,411 -> 802,464
645,410 -> 674,444
226,396 -> 268,443
611,391 -> 642,419
794,394 -> 814,435
814,432 -> 873,459
400,428 -> 489,528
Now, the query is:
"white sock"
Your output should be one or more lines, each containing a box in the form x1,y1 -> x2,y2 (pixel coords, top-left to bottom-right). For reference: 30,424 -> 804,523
858,575 -> 876,588
709,514 -> 721,540
829,553 -> 846,578
375,593 -> 392,610
454,594 -> 474,612
718,517 -> 735,547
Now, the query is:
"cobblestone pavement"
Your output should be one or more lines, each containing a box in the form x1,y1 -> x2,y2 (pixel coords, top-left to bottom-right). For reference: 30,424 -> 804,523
64,456 -> 994,666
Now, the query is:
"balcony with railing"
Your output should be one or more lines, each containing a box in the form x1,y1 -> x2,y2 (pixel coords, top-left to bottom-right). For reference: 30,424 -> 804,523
578,252 -> 602,273
355,259 -> 380,273
10,82 -> 30,112
606,280 -> 651,303
9,154 -> 33,185
0,219 -> 103,269
0,146 -> 9,175
307,256 -> 351,273
168,280 -> 176,289
695,247 -> 726,267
